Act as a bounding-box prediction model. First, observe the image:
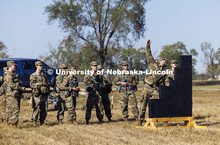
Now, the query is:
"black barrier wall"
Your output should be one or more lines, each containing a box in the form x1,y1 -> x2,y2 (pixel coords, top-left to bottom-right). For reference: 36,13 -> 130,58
149,55 -> 192,118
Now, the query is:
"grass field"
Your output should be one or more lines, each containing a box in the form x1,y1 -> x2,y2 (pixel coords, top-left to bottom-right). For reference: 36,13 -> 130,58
0,84 -> 220,145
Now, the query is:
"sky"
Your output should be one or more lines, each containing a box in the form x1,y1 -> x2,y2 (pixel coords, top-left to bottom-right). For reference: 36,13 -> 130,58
0,0 -> 220,73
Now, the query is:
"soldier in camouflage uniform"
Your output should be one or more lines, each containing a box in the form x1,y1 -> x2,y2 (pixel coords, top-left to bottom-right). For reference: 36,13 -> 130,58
5,61 -> 25,128
84,61 -> 103,125
165,60 -> 178,86
0,72 -> 4,123
0,67 -> 9,124
97,65 -> 112,122
137,40 -> 167,126
56,64 -> 68,124
59,67 -> 80,125
114,61 -> 139,122
30,61 -> 50,126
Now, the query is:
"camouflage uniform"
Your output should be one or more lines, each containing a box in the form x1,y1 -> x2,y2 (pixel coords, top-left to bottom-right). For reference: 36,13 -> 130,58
5,61 -> 23,125
164,60 -> 177,86
84,61 -> 103,124
0,75 -> 4,122
0,67 -> 9,123
138,44 -> 166,122
114,62 -> 139,119
97,65 -> 112,121
59,74 -> 79,122
30,61 -> 50,125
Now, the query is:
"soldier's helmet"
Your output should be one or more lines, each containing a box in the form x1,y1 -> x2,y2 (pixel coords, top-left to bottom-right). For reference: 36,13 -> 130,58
60,64 -> 68,69
97,65 -> 102,70
7,61 -> 17,67
35,61 -> 43,66
122,61 -> 128,66
171,60 -> 178,64
161,58 -> 167,62
90,61 -> 98,66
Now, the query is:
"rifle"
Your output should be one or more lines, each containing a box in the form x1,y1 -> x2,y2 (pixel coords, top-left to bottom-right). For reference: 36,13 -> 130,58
117,75 -> 137,92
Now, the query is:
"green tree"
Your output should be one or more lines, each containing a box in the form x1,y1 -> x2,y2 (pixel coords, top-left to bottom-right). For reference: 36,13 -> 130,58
201,42 -> 217,79
120,45 -> 147,70
45,0 -> 148,65
159,41 -> 198,79
0,41 -> 9,58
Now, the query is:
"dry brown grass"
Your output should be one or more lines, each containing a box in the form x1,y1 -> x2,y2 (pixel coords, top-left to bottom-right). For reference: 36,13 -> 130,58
0,85 -> 220,145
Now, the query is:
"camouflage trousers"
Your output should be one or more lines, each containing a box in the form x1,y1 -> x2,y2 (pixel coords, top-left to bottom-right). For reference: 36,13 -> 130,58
101,93 -> 112,119
138,84 -> 159,121
0,94 -> 7,121
119,91 -> 139,119
85,94 -> 103,121
32,94 -> 48,123
6,95 -> 21,124
57,95 -> 76,121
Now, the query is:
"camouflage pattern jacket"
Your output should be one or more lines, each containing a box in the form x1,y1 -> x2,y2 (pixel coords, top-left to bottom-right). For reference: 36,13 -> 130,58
114,72 -> 139,93
30,71 -> 50,96
60,76 -> 79,97
4,71 -> 22,96
83,73 -> 102,95
145,45 -> 166,88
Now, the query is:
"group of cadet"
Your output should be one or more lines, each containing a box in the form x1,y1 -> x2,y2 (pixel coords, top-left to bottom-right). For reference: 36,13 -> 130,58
0,40 -> 178,128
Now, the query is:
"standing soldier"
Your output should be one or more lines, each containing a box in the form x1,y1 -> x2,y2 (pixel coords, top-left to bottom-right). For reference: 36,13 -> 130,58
114,61 -> 139,122
84,61 -> 103,125
30,61 -> 50,126
0,71 -> 4,123
137,40 -> 167,126
97,65 -> 112,122
59,67 -> 80,125
56,64 -> 68,124
5,61 -> 25,128
0,67 -> 9,125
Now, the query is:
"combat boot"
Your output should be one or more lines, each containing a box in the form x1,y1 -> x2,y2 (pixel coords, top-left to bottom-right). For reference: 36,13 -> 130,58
72,120 -> 78,125
68,120 -> 73,124
107,117 -> 111,122
136,120 -> 143,126
58,120 -> 63,125
10,123 -> 17,128
99,119 -> 103,124
85,120 -> 89,125
33,121 -> 37,127
123,118 -> 129,122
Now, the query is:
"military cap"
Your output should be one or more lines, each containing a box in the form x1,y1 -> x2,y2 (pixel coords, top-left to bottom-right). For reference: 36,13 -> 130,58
68,67 -> 75,71
60,64 -> 67,69
122,61 -> 128,66
35,61 -> 43,66
171,60 -> 178,64
7,61 -> 17,66
3,67 -> 8,72
90,61 -> 98,66
161,58 -> 167,61
97,65 -> 102,70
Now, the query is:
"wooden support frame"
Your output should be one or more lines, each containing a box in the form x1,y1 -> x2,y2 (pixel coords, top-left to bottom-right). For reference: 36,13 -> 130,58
140,117 -> 206,129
